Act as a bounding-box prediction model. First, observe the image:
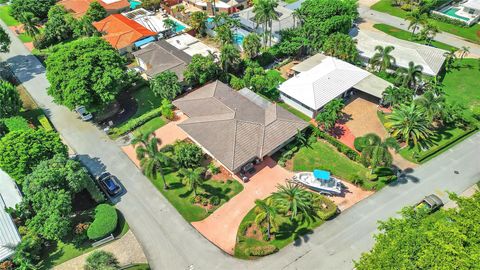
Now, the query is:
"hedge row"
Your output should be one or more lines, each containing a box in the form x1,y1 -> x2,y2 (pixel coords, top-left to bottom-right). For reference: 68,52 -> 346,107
87,204 -> 118,240
314,128 -> 361,162
315,195 -> 338,220
245,245 -> 278,256
430,12 -> 468,27
109,107 -> 163,138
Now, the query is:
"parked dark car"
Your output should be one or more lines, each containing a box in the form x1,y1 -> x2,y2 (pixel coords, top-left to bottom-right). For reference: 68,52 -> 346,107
97,172 -> 122,197
416,194 -> 444,213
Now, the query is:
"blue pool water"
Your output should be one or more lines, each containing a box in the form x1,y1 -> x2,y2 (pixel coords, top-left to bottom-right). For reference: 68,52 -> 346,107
129,0 -> 141,9
441,7 -> 470,21
174,21 -> 186,32
233,32 -> 245,45
207,17 -> 214,23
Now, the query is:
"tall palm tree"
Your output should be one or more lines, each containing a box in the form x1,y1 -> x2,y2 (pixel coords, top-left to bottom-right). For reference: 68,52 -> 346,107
358,133 -> 400,170
19,12 -> 40,39
414,90 -> 445,120
443,48 -> 457,71
213,12 -> 229,28
406,9 -> 427,37
242,33 -> 262,59
253,0 -> 279,47
385,103 -> 433,146
459,46 -> 470,59
420,22 -> 439,45
381,85 -> 414,107
220,44 -> 240,73
273,182 -> 314,220
395,61 -> 423,89
133,133 -> 172,190
254,198 -> 278,241
370,45 -> 396,72
215,25 -> 234,45
178,167 -> 205,196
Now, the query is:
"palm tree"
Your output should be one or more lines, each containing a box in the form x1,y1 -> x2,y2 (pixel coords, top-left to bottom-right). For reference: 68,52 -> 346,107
414,90 -> 445,120
420,22 -> 439,45
406,9 -> 427,37
254,199 -> 278,241
19,12 -> 40,39
213,12 -> 229,28
189,11 -> 208,36
443,48 -> 457,71
370,45 -> 396,72
272,182 -> 314,220
163,19 -> 177,37
253,0 -> 279,47
220,44 -> 240,73
133,134 -> 172,190
242,33 -> 262,59
385,103 -> 433,146
395,61 -> 423,89
215,25 -> 234,45
358,133 -> 400,170
459,46 -> 470,59
178,167 -> 205,196
381,85 -> 414,107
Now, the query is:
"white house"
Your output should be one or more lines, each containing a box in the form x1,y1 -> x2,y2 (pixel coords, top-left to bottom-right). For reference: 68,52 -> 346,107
278,54 -> 392,118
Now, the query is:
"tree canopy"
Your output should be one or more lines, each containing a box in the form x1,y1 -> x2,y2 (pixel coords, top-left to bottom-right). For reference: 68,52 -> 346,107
150,71 -> 182,101
0,27 -> 11,53
0,80 -> 22,118
10,0 -> 56,21
42,5 -> 75,47
0,129 -> 68,183
183,54 -> 220,87
84,250 -> 120,270
322,33 -> 358,63
356,191 -> 480,269
46,37 -> 128,111
85,1 -> 108,22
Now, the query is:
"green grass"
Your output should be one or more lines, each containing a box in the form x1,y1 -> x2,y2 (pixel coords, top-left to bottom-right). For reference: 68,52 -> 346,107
399,126 -> 476,163
441,59 -> 480,117
132,117 -> 167,138
283,0 -> 298,3
130,86 -> 163,119
150,173 -> 244,222
278,102 -> 311,122
292,141 -> 376,189
371,0 -> 480,44
373,23 -> 458,51
0,6 -> 20,26
18,33 -> 34,43
19,108 -> 44,128
234,194 -> 336,259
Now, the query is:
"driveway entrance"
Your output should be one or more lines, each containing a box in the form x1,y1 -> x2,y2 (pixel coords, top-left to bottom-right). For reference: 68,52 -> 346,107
192,157 -> 293,255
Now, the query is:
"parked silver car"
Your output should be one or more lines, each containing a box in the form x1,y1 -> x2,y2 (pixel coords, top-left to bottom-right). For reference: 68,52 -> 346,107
75,106 -> 93,121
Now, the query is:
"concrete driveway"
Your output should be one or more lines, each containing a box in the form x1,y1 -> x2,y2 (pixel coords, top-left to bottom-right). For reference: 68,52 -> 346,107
192,157 -> 293,255
121,112 -> 188,168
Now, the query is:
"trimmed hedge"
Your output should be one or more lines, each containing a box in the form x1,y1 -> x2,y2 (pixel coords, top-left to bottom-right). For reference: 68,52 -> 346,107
37,114 -> 53,131
87,204 -> 118,240
315,195 -> 338,220
109,107 -> 163,138
314,128 -> 361,162
245,245 -> 278,256
430,12 -> 468,27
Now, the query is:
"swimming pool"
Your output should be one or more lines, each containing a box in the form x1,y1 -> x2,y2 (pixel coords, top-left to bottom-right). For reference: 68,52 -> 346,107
233,32 -> 245,45
174,21 -> 187,32
441,7 -> 470,21
129,0 -> 142,9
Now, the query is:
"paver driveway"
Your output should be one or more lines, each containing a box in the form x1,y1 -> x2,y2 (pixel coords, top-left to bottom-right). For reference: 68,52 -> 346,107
121,112 -> 188,167
192,157 -> 293,254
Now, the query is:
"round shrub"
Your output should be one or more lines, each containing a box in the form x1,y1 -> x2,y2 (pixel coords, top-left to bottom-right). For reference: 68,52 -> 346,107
354,136 -> 367,152
87,204 -> 118,240
246,245 -> 278,256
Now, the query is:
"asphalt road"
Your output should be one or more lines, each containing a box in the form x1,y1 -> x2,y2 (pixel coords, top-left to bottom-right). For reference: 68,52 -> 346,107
1,20 -> 480,270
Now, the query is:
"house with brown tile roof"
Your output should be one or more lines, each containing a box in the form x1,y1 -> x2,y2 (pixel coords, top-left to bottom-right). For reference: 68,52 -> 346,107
93,14 -> 157,53
59,0 -> 130,18
173,81 -> 309,173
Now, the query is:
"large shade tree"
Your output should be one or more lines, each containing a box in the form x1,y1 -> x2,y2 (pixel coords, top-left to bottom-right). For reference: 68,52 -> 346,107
10,0 -> 56,21
322,33 -> 359,63
85,1 -> 108,22
385,103 -> 432,146
46,37 -> 128,111
183,54 -> 220,86
150,71 -> 182,101
0,80 -> 22,118
42,5 -> 75,46
356,191 -> 480,269
0,129 -> 68,182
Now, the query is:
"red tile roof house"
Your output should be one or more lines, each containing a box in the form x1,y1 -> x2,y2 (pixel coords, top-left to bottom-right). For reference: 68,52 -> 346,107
59,0 -> 130,18
93,14 -> 157,54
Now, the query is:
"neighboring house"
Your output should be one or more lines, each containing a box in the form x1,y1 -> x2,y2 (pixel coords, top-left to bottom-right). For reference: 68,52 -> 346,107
351,28 -> 447,76
0,169 -> 22,262
237,5 -> 297,44
132,40 -> 192,80
278,53 -> 392,118
433,0 -> 480,26
93,14 -> 157,54
166,33 -> 219,57
122,8 -> 189,36
185,0 -> 247,15
173,81 -> 308,174
59,0 -> 130,18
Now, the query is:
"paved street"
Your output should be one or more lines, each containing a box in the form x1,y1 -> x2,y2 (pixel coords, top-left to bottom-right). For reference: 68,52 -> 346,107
2,19 -> 480,270
358,5 -> 480,56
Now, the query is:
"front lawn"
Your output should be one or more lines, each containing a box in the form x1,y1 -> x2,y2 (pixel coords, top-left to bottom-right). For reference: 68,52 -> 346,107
373,23 -> 457,51
234,194 -> 336,259
0,6 -> 20,26
130,86 -> 163,119
292,141 -> 374,188
132,117 -> 167,138
371,0 -> 480,44
150,172 -> 244,222
441,59 -> 480,117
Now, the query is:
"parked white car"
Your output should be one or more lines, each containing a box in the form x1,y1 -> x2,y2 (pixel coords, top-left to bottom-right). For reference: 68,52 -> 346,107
75,106 -> 93,121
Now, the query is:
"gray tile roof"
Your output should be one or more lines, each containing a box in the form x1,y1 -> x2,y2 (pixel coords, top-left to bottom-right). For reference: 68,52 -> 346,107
173,81 -> 308,172
133,40 -> 192,79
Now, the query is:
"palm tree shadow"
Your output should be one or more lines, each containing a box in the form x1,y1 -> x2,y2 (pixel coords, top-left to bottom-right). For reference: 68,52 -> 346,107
180,188 -> 193,198
293,227 -> 314,247
201,183 -> 230,201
